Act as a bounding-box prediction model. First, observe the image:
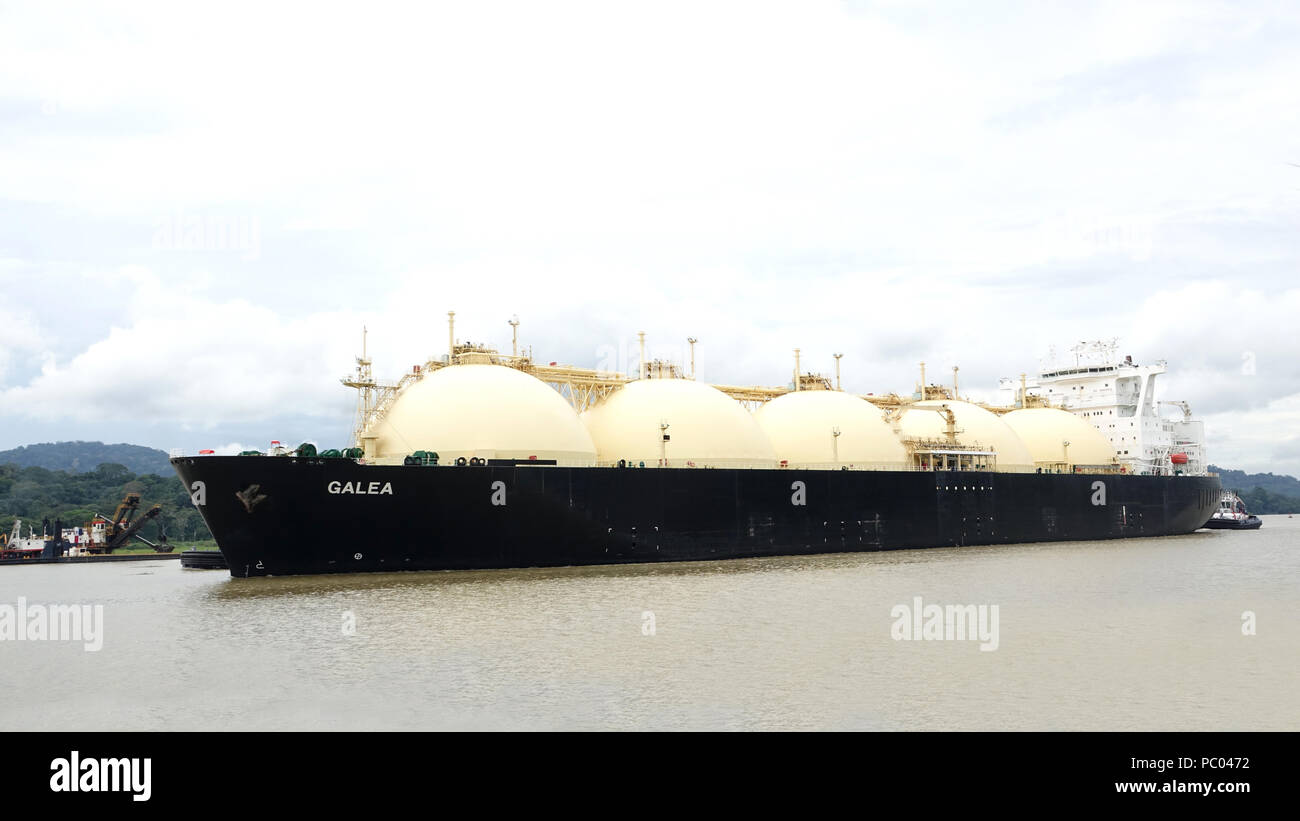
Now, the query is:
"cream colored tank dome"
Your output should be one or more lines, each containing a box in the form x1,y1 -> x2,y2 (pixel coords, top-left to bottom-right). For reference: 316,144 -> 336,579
582,379 -> 777,468
366,364 -> 596,465
898,400 -> 1034,472
754,390 -> 906,468
1003,408 -> 1117,468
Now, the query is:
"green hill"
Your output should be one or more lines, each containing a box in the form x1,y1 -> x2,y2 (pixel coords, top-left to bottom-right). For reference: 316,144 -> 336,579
1209,465 -> 1300,498
0,441 -> 173,476
1208,465 -> 1300,513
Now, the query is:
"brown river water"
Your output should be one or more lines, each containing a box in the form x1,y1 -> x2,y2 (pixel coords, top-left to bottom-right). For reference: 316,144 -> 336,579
2,517 -> 1296,730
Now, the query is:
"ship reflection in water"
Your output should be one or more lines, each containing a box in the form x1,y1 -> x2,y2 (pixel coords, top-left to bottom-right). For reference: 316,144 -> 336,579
3,520 -> 1297,731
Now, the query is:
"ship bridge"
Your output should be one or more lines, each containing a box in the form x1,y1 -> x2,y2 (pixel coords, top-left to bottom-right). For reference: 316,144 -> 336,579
996,340 -> 1207,476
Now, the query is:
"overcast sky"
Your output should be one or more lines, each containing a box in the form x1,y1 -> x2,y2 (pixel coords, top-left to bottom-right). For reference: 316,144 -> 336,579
1,0 -> 1297,475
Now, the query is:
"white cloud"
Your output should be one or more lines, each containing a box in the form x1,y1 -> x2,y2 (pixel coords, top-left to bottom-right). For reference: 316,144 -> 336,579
1126,281 -> 1300,415
210,443 -> 253,456
0,306 -> 45,384
0,268 -> 357,425
0,1 -> 1297,475
1204,393 -> 1300,477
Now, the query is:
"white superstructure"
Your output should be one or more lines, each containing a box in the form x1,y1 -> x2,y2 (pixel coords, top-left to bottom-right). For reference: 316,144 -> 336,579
997,340 -> 1207,476
4,519 -> 47,553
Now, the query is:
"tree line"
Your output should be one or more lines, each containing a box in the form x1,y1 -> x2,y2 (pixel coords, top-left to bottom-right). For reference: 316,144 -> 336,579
1234,486 -> 1300,515
0,462 -> 210,544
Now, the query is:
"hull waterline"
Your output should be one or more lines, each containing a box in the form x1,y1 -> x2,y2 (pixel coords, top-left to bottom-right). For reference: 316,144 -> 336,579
173,456 -> 1222,578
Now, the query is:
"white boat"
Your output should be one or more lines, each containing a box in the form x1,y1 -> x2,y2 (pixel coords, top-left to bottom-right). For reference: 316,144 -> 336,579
1204,491 -> 1262,530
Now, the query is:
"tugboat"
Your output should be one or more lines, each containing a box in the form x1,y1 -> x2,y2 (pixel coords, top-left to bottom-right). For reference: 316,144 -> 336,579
1203,490 -> 1263,530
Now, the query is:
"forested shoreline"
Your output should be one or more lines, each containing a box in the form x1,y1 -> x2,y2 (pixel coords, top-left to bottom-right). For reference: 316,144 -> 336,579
0,462 -> 209,544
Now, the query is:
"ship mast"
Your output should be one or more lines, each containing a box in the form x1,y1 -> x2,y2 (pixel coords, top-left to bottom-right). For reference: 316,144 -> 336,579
340,326 -> 378,446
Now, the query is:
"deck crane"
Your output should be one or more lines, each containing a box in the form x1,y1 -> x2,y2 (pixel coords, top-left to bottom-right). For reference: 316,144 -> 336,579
91,493 -> 171,553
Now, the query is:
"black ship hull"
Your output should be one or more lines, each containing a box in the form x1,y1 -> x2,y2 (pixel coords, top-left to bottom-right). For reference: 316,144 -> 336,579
1203,515 -> 1262,530
172,456 -> 1222,578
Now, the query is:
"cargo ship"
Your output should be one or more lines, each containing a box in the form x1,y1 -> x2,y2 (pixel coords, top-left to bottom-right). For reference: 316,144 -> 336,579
171,320 -> 1220,578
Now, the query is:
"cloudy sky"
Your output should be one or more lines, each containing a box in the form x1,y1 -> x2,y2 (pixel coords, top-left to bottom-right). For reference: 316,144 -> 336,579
1,0 -> 1297,474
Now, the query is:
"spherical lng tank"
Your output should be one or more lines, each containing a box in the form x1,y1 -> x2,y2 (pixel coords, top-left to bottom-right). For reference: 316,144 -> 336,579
897,399 -> 1034,472
582,378 -> 777,468
365,364 -> 597,465
1002,407 -> 1117,469
753,390 -> 907,469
